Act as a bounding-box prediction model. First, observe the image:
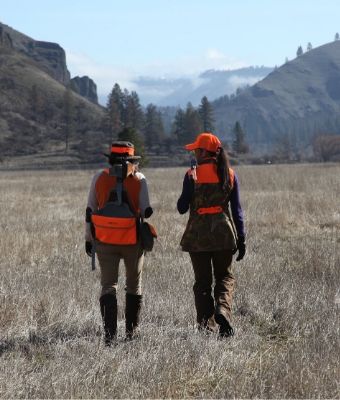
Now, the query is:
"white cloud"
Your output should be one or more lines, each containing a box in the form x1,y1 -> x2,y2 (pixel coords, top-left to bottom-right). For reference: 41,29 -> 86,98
66,50 -> 138,104
228,75 -> 263,90
65,48 -> 248,105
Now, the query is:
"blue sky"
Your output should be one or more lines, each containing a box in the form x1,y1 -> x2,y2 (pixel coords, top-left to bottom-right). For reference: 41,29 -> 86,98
2,0 -> 340,100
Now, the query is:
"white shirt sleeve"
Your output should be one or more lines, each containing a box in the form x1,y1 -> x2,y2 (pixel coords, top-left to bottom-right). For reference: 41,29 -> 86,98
135,172 -> 151,217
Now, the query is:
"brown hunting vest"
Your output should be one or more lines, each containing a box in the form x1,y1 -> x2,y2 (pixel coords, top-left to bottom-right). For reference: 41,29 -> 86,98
180,162 -> 237,252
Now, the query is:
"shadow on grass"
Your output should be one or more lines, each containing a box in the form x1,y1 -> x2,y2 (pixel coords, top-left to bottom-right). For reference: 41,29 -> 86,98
0,324 -> 102,357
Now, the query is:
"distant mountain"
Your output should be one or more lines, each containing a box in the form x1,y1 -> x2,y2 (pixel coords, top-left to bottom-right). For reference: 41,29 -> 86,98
0,22 -> 106,161
213,41 -> 340,150
135,66 -> 273,107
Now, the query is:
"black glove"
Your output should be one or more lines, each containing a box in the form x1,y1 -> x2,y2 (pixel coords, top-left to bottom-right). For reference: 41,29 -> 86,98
236,239 -> 246,261
85,241 -> 92,257
144,206 -> 153,219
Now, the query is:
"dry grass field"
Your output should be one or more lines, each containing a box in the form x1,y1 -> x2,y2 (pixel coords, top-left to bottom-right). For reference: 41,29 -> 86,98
0,164 -> 339,399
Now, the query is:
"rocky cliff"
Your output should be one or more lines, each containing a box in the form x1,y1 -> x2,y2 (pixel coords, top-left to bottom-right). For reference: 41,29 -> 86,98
0,22 -> 105,162
70,76 -> 98,104
0,22 -> 70,85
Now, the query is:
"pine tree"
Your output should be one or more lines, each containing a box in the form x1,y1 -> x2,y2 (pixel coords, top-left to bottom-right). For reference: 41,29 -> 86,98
107,83 -> 124,137
124,91 -> 144,132
118,127 -> 146,165
232,121 -> 249,154
307,42 -> 313,51
173,108 -> 186,144
198,96 -> 215,132
184,103 -> 202,143
296,46 -> 304,57
144,103 -> 165,147
30,84 -> 45,121
335,32 -> 340,41
63,87 -> 74,153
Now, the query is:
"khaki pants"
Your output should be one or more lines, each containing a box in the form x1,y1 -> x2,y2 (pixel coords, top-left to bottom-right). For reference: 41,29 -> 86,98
189,250 -> 234,331
96,241 -> 145,297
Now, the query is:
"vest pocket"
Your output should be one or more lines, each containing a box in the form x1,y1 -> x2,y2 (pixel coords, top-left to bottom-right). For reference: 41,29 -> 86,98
92,215 -> 137,245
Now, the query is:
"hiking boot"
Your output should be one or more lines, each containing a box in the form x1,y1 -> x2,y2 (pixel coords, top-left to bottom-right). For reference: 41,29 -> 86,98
125,293 -> 142,341
100,294 -> 117,346
215,312 -> 234,338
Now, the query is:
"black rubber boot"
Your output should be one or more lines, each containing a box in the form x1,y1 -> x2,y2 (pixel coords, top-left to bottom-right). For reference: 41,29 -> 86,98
194,291 -> 218,333
100,294 -> 117,346
125,293 -> 142,341
215,311 -> 234,338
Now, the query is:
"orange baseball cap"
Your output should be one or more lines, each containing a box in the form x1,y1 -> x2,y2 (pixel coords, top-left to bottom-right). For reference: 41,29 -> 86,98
185,133 -> 222,152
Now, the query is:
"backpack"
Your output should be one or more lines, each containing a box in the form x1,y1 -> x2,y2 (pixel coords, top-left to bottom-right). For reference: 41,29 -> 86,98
91,165 -> 138,246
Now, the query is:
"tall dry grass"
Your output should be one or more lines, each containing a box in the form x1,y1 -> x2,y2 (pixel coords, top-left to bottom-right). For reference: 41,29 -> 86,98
0,164 -> 339,398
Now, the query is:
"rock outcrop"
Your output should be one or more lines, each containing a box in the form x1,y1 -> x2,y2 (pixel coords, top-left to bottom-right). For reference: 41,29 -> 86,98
26,40 -> 71,85
70,76 -> 98,104
0,22 -> 70,85
0,26 -> 13,49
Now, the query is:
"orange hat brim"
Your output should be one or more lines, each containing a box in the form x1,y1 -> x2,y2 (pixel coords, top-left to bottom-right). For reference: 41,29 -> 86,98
184,142 -> 198,151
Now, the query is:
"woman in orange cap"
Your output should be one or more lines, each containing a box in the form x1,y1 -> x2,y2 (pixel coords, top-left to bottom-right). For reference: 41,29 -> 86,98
177,132 -> 246,337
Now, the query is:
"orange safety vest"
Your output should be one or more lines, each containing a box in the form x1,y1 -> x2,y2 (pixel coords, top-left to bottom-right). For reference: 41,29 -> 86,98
91,169 -> 141,245
188,163 -> 235,215
95,168 -> 141,213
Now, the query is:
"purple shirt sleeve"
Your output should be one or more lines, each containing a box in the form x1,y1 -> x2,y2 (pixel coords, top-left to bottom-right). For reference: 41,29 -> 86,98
230,173 -> 245,241
177,172 -> 193,214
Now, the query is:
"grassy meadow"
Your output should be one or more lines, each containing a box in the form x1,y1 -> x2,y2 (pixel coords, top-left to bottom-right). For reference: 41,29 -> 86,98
0,164 -> 339,398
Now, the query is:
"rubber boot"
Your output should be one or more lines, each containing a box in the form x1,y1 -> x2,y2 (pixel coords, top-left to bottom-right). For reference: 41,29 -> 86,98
125,293 -> 142,340
194,290 -> 218,334
215,306 -> 234,338
100,294 -> 117,346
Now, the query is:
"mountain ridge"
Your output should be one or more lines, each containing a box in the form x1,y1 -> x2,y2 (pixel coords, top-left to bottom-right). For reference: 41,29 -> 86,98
212,40 -> 340,149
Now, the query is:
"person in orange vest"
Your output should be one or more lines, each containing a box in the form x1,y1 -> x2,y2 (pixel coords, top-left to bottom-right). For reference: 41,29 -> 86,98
85,140 -> 153,345
177,132 -> 246,337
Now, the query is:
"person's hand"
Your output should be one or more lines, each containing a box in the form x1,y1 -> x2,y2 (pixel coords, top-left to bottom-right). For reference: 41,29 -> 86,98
85,241 -> 92,257
236,240 -> 246,261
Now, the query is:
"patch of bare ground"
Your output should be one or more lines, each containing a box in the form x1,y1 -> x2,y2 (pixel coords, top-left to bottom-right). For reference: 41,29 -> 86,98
0,164 -> 339,398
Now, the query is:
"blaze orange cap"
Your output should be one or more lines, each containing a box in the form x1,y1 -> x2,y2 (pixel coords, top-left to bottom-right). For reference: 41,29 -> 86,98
185,133 -> 222,152
104,141 -> 141,160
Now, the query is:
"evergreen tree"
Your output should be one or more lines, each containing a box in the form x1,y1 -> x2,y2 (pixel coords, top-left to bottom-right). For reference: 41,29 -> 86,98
184,103 -> 202,143
30,84 -> 45,121
306,42 -> 313,51
296,46 -> 304,57
124,91 -> 144,132
63,87 -> 74,153
144,103 -> 165,147
335,32 -> 340,41
198,96 -> 215,132
173,108 -> 186,144
117,127 -> 146,165
232,121 -> 249,154
107,83 -> 124,137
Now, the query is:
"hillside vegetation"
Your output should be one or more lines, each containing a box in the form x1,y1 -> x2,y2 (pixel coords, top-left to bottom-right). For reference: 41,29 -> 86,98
213,41 -> 340,149
0,22 -> 106,162
0,164 -> 339,398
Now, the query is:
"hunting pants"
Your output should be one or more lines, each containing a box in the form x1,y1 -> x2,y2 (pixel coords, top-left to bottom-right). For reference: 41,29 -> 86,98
189,249 -> 234,331
96,241 -> 144,297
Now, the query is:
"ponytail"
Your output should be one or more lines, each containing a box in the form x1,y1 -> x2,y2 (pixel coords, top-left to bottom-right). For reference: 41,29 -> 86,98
216,147 -> 231,193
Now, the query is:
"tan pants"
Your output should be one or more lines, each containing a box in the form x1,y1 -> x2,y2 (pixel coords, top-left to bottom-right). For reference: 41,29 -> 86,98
96,241 -> 144,297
